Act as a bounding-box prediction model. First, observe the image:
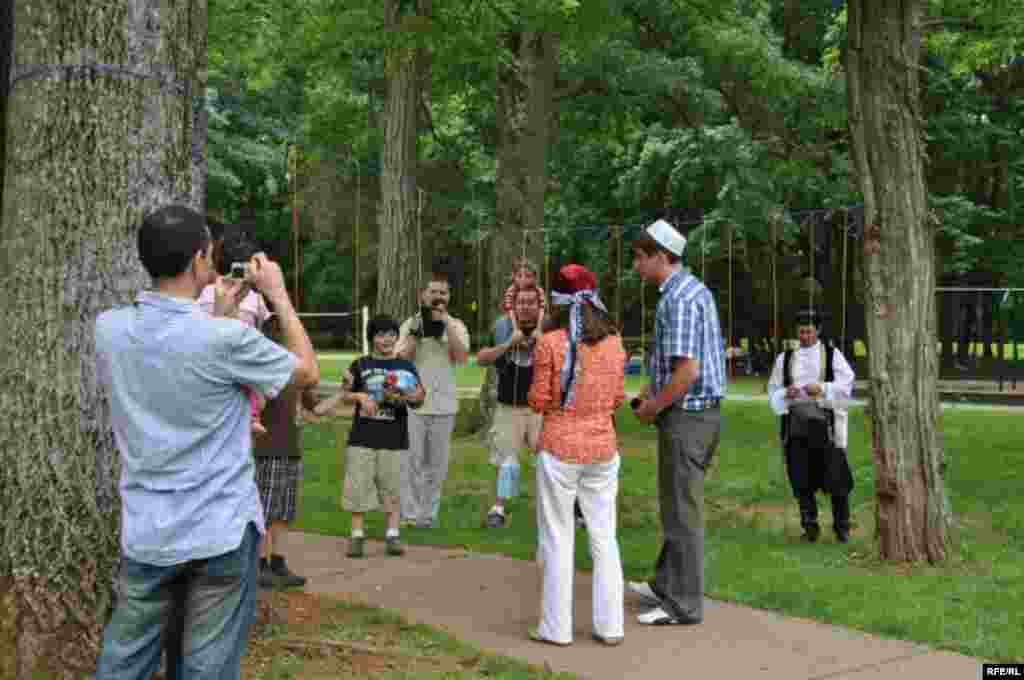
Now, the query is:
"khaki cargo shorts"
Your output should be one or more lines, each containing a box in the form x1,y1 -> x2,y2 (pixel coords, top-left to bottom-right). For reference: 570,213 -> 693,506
488,403 -> 543,467
343,446 -> 403,513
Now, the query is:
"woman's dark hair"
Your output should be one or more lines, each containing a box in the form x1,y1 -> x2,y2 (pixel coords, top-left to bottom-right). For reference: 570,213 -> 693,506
137,205 -> 211,279
543,303 -> 618,345
219,226 -> 260,276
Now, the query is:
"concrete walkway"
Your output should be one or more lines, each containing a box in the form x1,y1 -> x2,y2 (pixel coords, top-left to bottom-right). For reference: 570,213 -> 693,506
278,531 -> 983,680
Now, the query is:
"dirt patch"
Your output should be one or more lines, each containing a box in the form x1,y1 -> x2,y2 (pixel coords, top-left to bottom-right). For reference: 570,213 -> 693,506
285,591 -> 323,628
242,591 -> 478,679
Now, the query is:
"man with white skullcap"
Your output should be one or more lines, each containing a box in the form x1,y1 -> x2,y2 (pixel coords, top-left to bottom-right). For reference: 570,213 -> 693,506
627,219 -> 726,626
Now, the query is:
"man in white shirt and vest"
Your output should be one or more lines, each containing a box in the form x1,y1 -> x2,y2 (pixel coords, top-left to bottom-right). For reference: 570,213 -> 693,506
767,309 -> 855,543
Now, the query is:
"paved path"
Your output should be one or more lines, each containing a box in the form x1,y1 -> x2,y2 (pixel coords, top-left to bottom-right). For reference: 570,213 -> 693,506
279,531 -> 983,680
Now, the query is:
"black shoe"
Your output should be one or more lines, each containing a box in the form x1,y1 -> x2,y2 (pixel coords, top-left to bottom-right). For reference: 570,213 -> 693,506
486,510 -> 506,528
835,527 -> 850,543
258,564 -> 281,589
801,525 -> 820,543
270,555 -> 307,587
385,536 -> 405,556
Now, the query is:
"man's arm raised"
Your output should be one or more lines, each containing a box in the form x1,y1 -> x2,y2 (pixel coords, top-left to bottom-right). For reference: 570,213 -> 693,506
248,253 -> 319,388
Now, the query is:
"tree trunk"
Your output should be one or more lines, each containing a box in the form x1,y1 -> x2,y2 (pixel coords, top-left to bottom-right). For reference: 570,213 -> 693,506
492,30 -> 556,314
0,0 -> 12,234
845,0 -> 949,563
482,29 -> 557,431
376,0 -> 428,321
0,2 -> 206,676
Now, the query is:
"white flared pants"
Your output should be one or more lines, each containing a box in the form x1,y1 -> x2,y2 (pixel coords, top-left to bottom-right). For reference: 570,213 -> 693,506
535,450 -> 624,644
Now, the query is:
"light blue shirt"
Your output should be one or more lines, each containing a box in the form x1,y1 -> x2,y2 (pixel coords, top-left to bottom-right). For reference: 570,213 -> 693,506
95,291 -> 297,566
649,269 -> 727,411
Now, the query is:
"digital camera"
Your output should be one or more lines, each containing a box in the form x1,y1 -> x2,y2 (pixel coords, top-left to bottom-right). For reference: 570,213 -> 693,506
228,261 -> 248,280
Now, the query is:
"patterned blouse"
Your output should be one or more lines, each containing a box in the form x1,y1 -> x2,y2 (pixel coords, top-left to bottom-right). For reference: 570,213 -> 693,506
528,328 -> 626,464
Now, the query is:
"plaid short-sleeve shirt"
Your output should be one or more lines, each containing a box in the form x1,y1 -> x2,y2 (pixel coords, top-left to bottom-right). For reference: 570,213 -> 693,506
648,270 -> 727,411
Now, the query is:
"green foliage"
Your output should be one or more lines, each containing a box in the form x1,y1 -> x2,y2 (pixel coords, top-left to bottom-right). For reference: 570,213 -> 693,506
207,0 -> 1024,303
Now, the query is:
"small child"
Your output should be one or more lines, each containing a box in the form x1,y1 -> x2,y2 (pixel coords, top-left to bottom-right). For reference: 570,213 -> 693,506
315,315 -> 425,558
198,278 -> 270,436
502,257 -> 547,315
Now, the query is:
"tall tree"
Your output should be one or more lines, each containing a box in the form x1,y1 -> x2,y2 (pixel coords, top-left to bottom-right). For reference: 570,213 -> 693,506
845,0 -> 949,562
0,0 -> 13,236
377,0 -> 431,320
0,2 -> 206,675
492,29 -> 558,310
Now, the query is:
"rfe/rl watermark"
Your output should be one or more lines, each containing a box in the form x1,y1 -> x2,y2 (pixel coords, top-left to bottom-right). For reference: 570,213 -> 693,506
984,664 -> 1024,677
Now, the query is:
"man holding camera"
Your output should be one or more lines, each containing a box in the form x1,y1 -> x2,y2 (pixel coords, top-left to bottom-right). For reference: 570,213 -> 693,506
397,273 -> 470,528
476,285 -> 544,528
93,205 -> 318,679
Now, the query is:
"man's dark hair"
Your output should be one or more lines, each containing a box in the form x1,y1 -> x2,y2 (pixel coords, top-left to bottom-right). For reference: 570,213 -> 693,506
219,226 -> 260,276
367,314 -> 400,344
631,231 -> 681,264
207,217 -> 226,243
137,205 -> 211,280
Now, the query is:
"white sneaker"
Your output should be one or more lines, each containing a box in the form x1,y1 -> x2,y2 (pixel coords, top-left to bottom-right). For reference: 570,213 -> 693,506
637,606 -> 701,626
627,581 -> 661,606
637,607 -> 678,625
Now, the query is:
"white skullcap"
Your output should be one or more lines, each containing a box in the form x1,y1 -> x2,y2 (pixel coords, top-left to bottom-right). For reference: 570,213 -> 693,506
645,219 -> 687,256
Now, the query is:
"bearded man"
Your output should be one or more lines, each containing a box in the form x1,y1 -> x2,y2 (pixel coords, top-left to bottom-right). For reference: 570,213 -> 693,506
476,285 -> 545,528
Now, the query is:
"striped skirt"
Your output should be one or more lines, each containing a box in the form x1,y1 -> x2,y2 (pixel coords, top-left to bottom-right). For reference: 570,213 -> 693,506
255,457 -> 303,523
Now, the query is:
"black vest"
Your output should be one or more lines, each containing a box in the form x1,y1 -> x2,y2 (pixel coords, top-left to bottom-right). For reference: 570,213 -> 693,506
779,344 -> 836,445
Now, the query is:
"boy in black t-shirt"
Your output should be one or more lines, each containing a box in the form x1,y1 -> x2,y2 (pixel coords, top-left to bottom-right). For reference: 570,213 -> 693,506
315,315 -> 424,557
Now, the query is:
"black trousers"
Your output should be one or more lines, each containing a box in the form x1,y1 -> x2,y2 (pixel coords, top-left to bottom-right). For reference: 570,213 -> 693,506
785,437 -> 852,531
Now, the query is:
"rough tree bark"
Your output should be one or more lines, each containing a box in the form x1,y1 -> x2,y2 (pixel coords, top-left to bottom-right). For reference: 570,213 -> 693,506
481,29 -> 558,429
0,0 -> 12,233
845,0 -> 949,562
492,30 -> 556,314
377,0 -> 430,322
0,2 -> 206,677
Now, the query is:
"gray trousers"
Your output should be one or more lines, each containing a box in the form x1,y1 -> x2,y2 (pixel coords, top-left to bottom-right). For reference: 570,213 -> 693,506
402,412 -> 456,523
652,405 -> 721,621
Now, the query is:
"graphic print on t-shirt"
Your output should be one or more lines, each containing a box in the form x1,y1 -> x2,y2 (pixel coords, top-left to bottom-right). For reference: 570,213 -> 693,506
360,367 -> 407,421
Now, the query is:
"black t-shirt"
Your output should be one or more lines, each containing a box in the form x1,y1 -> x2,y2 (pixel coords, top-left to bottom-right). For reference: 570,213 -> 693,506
346,355 -> 422,451
488,316 -> 535,406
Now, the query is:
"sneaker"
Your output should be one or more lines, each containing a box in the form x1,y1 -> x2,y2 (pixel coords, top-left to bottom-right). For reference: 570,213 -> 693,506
801,525 -> 821,543
416,518 -> 436,529
385,536 -> 405,556
347,536 -> 365,558
592,632 -> 624,646
835,527 -> 850,544
486,509 -> 506,528
269,555 -> 307,587
627,581 -> 662,606
637,607 -> 701,626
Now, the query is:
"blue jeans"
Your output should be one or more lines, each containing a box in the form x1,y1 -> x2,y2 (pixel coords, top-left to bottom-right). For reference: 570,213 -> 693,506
95,522 -> 259,680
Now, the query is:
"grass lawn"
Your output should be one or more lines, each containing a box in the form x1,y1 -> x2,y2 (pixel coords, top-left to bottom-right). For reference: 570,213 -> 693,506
295,399 -> 1023,661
